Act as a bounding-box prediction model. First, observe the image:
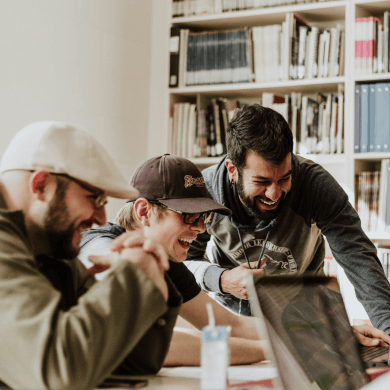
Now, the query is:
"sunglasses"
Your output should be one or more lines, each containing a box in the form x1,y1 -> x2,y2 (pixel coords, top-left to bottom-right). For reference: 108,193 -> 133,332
149,201 -> 210,225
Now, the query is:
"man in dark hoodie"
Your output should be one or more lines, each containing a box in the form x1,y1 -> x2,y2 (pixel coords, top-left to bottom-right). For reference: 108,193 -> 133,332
185,103 -> 390,335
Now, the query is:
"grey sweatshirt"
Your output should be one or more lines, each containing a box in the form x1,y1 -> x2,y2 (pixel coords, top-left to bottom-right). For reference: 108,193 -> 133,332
185,154 -> 390,333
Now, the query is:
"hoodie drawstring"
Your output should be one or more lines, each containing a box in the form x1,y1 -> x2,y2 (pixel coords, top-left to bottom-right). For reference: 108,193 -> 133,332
237,228 -> 271,270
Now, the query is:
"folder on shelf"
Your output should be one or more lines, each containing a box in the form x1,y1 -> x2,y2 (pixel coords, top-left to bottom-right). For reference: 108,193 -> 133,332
374,83 -> 390,153
360,84 -> 370,153
368,84 -> 376,152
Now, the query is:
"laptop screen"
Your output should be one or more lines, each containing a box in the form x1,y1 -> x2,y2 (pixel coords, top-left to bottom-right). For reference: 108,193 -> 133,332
248,275 -> 369,390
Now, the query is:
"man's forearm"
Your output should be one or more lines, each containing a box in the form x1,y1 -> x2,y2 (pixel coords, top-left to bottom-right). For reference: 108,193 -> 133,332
163,327 -> 265,367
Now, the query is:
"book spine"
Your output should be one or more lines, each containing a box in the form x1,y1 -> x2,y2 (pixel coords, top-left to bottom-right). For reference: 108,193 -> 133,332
354,85 -> 361,153
169,26 -> 181,88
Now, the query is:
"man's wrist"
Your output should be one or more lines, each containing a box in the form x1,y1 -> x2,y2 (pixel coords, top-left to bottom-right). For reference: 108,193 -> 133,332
203,265 -> 228,294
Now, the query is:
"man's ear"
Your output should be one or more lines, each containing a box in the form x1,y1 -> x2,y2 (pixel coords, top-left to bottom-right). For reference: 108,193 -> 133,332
133,198 -> 152,227
225,159 -> 238,184
29,171 -> 56,201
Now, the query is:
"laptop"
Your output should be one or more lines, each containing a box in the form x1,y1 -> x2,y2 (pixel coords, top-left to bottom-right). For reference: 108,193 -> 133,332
246,274 -> 390,390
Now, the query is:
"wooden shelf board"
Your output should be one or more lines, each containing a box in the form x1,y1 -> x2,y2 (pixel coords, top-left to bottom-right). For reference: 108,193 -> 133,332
353,152 -> 390,160
169,77 -> 345,97
171,1 -> 346,29
355,72 -> 390,83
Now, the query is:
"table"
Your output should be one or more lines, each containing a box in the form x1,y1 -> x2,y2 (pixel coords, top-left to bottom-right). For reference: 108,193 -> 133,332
96,362 -> 277,389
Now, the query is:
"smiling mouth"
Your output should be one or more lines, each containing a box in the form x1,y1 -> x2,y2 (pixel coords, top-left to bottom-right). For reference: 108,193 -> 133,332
178,238 -> 194,249
257,197 -> 280,208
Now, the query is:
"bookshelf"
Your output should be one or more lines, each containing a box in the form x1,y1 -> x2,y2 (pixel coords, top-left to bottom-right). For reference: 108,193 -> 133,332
167,0 -> 350,189
151,0 -> 390,321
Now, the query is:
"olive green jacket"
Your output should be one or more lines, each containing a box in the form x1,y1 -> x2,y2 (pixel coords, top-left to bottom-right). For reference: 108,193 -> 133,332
0,193 -> 182,390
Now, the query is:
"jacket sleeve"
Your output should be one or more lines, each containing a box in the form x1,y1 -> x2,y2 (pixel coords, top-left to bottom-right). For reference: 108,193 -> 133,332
185,230 -> 227,294
298,163 -> 390,334
0,219 -> 181,390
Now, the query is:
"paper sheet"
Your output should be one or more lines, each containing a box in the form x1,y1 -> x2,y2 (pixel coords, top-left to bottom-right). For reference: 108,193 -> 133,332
158,365 -> 277,381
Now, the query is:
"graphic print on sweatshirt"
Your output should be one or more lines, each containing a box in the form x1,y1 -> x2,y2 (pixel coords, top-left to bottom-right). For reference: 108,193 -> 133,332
232,238 -> 298,273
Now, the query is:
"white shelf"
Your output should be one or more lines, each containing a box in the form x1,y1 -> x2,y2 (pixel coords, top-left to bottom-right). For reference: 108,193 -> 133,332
353,152 -> 390,160
355,72 -> 390,82
170,77 -> 345,97
172,1 -> 346,29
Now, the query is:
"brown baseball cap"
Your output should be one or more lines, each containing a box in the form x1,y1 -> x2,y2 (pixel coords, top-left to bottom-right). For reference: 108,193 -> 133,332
127,154 -> 231,216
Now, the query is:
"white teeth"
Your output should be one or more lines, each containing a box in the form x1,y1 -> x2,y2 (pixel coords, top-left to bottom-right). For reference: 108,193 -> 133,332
179,238 -> 194,244
260,199 -> 277,206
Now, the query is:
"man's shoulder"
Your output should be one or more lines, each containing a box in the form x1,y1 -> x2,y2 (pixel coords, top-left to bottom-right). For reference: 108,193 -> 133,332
80,223 -> 125,248
202,163 -> 219,183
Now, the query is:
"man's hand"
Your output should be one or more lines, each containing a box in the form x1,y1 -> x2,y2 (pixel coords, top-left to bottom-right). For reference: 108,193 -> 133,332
352,324 -> 390,347
110,231 -> 169,271
87,231 -> 170,301
220,259 -> 266,299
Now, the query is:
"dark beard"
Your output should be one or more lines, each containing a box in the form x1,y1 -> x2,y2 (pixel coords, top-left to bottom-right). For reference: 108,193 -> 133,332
43,178 -> 79,260
236,172 -> 284,220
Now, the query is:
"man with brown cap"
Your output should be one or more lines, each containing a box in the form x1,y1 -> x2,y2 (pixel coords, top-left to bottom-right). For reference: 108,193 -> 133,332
80,154 -> 267,366
0,122 -> 181,390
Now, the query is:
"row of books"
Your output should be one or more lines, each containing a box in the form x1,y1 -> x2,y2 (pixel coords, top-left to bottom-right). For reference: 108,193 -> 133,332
169,14 -> 345,87
172,0 -> 334,18
355,12 -> 390,76
169,26 -> 253,86
168,98 -> 241,158
354,83 -> 390,153
296,86 -> 344,155
355,160 -> 390,233
168,89 -> 344,158
253,20 -> 345,83
377,247 -> 390,278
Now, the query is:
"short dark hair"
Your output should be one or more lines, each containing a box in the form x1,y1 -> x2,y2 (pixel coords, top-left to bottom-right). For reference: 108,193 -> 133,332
226,104 -> 293,170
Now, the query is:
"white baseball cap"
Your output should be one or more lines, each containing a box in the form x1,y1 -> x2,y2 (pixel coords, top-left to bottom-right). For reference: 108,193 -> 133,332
0,121 -> 139,199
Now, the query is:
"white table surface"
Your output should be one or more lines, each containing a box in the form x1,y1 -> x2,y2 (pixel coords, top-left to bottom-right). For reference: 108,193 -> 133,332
96,362 -> 277,389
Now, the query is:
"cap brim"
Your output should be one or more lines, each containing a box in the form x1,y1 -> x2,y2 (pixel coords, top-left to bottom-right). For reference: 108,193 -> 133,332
159,197 -> 231,216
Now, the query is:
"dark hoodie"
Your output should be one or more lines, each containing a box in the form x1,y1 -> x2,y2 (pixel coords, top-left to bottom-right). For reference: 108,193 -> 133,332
185,154 -> 390,333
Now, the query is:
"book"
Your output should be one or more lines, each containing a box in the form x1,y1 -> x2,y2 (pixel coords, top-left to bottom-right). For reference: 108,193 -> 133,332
339,30 -> 345,76
378,159 -> 390,231
307,26 -> 320,79
354,85 -> 361,153
385,11 -> 389,72
360,84 -> 369,153
169,26 -> 181,87
386,161 -> 390,233
330,95 -> 338,153
297,25 -> 310,79
179,29 -> 190,87
337,84 -> 344,154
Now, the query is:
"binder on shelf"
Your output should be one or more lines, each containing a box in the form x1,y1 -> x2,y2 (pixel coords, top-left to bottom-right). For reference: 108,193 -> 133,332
374,83 -> 389,153
360,84 -> 369,153
368,84 -> 376,152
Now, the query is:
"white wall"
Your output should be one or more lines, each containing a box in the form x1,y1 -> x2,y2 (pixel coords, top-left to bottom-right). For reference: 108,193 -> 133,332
0,0 -> 153,220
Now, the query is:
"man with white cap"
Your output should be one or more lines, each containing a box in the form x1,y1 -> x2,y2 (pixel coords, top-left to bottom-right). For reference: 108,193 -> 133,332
0,122 -> 181,390
80,154 -> 267,366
